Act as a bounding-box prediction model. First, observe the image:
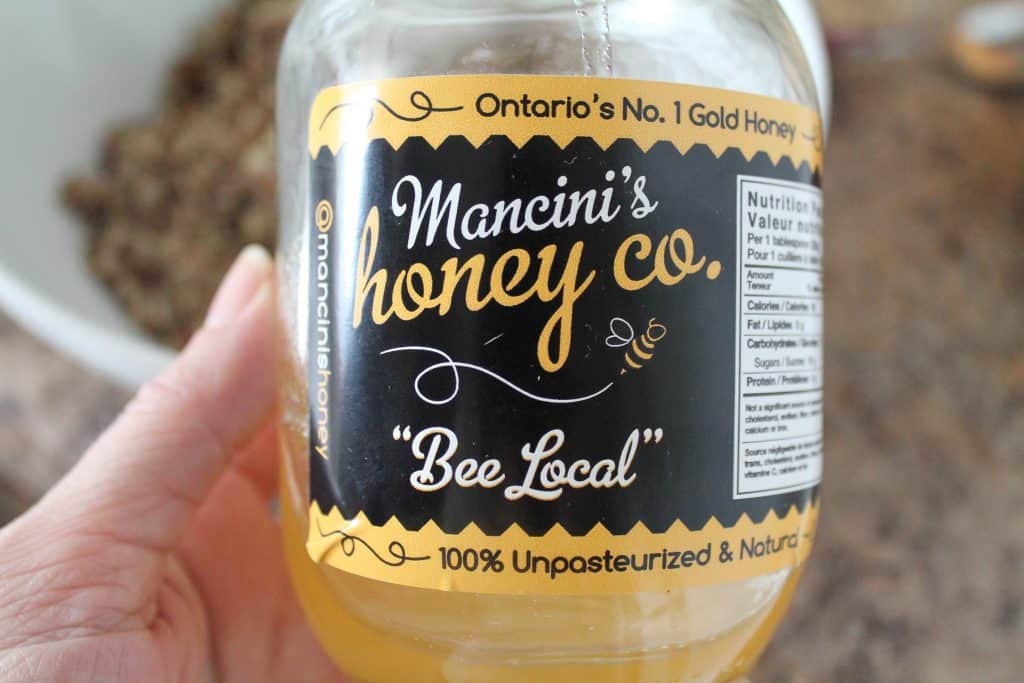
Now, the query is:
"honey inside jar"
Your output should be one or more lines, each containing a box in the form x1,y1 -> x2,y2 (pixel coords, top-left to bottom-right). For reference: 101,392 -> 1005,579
280,364 -> 805,681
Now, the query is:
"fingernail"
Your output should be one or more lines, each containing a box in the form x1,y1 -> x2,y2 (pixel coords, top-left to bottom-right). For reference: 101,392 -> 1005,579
205,244 -> 274,328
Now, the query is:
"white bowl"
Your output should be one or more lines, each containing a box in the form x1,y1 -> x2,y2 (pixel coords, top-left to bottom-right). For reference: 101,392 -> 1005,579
0,0 -> 229,388
0,0 -> 829,390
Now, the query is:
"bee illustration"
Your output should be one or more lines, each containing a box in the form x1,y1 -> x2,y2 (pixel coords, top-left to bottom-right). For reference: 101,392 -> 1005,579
607,317 -> 668,375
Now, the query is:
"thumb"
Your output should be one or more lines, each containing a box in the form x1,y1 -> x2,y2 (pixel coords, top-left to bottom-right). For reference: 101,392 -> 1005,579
35,245 -> 278,560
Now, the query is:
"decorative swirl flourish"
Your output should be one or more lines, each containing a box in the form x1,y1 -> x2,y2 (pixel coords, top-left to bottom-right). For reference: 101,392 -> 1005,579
319,90 -> 464,130
381,346 -> 615,406
317,519 -> 430,568
801,121 -> 824,153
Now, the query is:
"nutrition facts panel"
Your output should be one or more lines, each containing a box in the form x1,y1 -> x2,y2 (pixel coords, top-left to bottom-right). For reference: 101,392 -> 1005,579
734,176 -> 824,499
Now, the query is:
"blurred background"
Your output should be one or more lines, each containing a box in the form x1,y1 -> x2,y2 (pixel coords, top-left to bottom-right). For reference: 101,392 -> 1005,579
1,0 -> 1022,680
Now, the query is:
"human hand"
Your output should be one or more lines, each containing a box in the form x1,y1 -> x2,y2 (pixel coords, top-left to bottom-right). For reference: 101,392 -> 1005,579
0,247 -> 343,682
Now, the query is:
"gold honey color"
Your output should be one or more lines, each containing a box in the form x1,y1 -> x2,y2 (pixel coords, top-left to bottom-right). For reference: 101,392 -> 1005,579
282,424 -> 810,683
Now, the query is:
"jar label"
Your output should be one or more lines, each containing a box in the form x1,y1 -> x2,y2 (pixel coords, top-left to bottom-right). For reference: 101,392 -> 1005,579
304,75 -> 823,594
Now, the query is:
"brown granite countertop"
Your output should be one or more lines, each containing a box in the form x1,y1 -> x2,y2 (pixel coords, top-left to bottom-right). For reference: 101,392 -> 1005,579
757,53 -> 1024,681
0,314 -> 127,506
1,15 -> 1023,683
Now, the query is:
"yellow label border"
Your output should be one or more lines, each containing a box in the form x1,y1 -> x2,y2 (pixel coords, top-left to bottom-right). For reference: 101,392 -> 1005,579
308,74 -> 824,170
308,502 -> 818,595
